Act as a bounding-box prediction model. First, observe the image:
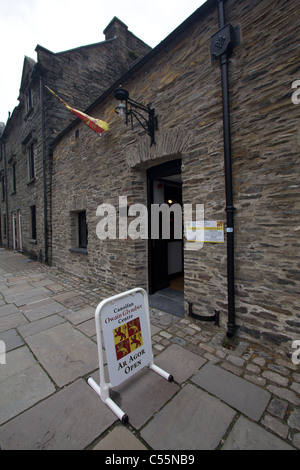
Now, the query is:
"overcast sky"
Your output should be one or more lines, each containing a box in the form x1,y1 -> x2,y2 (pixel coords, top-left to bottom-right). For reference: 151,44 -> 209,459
0,0 -> 206,124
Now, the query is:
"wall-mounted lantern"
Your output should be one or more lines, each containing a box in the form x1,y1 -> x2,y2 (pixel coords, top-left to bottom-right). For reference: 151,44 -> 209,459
114,85 -> 158,146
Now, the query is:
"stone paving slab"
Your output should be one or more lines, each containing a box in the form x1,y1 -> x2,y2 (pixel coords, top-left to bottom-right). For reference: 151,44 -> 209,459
0,304 -> 20,317
89,366 -> 180,430
0,379 -> 116,450
66,306 -> 95,325
141,383 -> 236,450
92,425 -> 148,450
0,328 -> 24,351
20,297 -> 69,321
192,363 -> 271,421
25,322 -> 98,387
0,312 -> 28,333
221,415 -> 295,450
0,251 -> 299,450
0,283 -> 35,295
154,343 -> 206,384
0,347 -> 55,425
76,318 -> 97,337
18,314 -> 65,338
2,287 -> 51,305
52,291 -> 88,308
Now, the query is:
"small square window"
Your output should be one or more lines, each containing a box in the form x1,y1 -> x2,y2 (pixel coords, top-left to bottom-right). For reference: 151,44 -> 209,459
69,210 -> 88,254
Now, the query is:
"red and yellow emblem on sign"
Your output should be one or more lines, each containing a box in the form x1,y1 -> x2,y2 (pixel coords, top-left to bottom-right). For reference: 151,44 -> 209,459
113,318 -> 143,361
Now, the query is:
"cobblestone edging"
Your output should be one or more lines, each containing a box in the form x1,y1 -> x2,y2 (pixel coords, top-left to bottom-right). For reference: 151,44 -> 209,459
149,311 -> 300,449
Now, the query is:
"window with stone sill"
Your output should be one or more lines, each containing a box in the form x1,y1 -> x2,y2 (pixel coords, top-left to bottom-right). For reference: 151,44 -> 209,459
69,210 -> 88,255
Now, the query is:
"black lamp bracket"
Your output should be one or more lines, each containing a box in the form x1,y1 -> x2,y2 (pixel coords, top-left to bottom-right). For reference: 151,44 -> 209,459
114,86 -> 158,146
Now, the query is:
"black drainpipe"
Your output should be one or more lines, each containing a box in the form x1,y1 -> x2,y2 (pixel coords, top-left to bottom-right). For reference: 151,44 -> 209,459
211,0 -> 240,337
29,63 -> 48,263
40,71 -> 48,264
3,140 -> 9,248
37,66 -> 48,263
188,0 -> 240,333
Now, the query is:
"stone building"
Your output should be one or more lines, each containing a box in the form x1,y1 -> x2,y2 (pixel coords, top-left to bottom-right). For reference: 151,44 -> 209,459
0,18 -> 150,262
50,0 -> 300,355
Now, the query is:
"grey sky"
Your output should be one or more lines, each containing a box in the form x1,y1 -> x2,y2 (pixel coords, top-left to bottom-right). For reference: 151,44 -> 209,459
0,0 -> 205,123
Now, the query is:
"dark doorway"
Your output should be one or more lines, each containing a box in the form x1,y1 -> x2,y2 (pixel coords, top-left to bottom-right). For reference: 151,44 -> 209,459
147,160 -> 184,316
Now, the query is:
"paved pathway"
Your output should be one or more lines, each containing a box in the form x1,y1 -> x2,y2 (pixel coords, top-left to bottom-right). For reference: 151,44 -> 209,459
0,249 -> 299,450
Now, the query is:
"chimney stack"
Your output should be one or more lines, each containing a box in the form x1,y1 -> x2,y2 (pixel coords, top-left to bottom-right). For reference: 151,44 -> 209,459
104,17 -> 128,43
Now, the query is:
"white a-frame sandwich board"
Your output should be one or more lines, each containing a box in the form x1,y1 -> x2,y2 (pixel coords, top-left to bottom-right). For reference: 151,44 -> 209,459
88,288 -> 173,423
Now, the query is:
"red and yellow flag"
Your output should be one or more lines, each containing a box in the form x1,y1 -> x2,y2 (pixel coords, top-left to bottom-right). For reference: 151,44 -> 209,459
45,86 -> 109,135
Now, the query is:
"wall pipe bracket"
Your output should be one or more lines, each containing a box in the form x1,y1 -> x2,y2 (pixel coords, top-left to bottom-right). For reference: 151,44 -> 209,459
188,302 -> 220,327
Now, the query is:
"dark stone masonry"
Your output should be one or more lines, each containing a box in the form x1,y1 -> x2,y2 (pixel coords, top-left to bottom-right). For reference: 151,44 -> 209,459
1,0 -> 300,356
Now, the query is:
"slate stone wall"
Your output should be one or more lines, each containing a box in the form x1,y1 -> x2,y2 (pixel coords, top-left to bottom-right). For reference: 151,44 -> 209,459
0,19 -> 151,262
52,0 -> 300,354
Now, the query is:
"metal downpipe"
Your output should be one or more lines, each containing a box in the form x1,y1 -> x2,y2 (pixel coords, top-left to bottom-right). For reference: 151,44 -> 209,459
39,69 -> 48,264
217,0 -> 236,337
